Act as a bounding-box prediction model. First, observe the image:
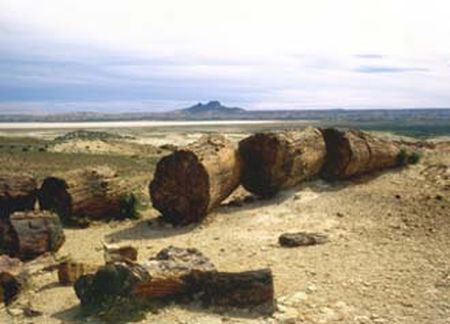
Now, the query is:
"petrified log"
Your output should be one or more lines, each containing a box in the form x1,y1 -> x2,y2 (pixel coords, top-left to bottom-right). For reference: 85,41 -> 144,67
74,246 -> 274,311
184,269 -> 274,310
39,166 -> 132,223
75,264 -> 274,311
150,135 -> 241,225
0,255 -> 28,305
239,127 -> 326,197
321,128 -> 402,180
1,210 -> 65,261
0,174 -> 37,219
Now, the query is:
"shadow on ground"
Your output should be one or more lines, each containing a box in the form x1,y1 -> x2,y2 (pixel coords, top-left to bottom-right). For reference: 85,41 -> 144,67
106,218 -> 197,241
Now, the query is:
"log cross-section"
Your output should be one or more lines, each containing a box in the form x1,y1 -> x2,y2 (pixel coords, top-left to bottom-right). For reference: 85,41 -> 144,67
0,174 -> 37,219
150,135 -> 241,225
0,210 -> 65,261
238,127 -> 326,197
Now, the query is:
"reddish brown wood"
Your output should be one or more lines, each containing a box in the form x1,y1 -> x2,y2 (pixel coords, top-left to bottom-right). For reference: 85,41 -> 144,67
39,166 -> 131,223
239,127 -> 326,197
2,210 -> 65,261
0,174 -> 37,219
150,135 -> 241,225
321,128 -> 401,180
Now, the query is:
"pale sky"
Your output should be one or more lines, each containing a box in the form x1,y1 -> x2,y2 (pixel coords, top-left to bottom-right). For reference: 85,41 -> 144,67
1,0 -> 450,112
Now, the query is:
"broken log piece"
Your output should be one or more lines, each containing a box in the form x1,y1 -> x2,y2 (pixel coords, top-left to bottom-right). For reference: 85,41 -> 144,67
103,242 -> 138,264
73,246 -> 274,311
74,264 -> 274,311
143,246 -> 216,278
0,255 -> 28,305
279,232 -> 329,247
150,135 -> 241,225
239,127 -> 326,197
39,166 -> 132,223
0,174 -> 37,219
0,211 -> 65,260
58,261 -> 101,285
10,211 -> 65,260
184,269 -> 275,311
321,128 -> 402,180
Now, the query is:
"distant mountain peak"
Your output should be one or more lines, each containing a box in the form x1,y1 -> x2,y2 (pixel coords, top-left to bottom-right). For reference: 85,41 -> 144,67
180,101 -> 245,114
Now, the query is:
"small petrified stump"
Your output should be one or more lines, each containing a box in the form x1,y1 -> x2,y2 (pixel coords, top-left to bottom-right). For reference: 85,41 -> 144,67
150,135 -> 241,225
58,261 -> 101,285
279,232 -> 329,247
239,127 -> 326,197
321,128 -> 401,180
0,174 -> 37,218
0,255 -> 28,305
39,166 -> 133,224
0,210 -> 65,260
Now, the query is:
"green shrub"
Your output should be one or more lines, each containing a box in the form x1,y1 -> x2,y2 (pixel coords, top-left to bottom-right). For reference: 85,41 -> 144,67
118,193 -> 141,220
407,151 -> 421,164
396,149 -> 421,166
396,149 -> 408,166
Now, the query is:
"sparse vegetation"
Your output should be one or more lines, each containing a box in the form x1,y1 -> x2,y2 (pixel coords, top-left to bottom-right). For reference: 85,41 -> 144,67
408,151 -> 421,164
396,149 -> 422,166
118,193 -> 141,220
54,130 -> 133,142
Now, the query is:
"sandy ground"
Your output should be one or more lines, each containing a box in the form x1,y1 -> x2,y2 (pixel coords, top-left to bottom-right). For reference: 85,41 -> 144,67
0,133 -> 449,324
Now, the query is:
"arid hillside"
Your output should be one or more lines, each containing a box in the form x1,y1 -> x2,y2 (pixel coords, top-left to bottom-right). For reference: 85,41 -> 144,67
0,127 -> 448,324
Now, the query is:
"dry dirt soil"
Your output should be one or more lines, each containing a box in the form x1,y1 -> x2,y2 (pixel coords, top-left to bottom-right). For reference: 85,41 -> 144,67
0,132 -> 449,324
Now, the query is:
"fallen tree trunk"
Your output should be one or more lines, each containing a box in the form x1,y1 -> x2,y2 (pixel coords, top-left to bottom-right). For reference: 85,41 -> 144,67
320,128 -> 402,180
73,246 -> 274,312
0,174 -> 37,219
0,210 -> 65,261
238,127 -> 326,197
75,264 -> 274,311
0,255 -> 28,305
150,135 -> 241,225
39,166 -> 133,224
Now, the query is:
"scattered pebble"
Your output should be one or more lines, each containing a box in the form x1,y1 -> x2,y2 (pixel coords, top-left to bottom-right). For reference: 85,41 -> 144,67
279,232 -> 329,247
7,308 -> 23,317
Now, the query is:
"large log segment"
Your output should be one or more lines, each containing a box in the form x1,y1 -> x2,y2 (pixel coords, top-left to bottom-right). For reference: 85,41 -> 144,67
320,128 -> 401,180
150,135 -> 241,225
0,210 -> 65,260
238,127 -> 326,197
39,166 -> 132,224
0,174 -> 37,218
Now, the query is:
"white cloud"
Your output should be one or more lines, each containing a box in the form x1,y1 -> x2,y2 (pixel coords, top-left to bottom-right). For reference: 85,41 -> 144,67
1,0 -> 450,109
